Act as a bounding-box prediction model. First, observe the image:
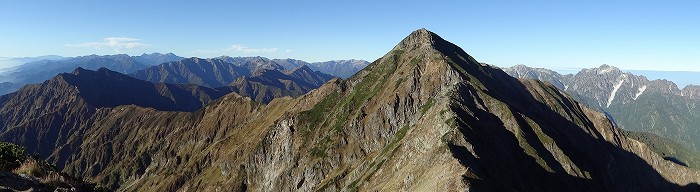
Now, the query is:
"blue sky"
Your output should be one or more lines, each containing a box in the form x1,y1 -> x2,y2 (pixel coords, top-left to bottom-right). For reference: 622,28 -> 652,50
1,0 -> 698,71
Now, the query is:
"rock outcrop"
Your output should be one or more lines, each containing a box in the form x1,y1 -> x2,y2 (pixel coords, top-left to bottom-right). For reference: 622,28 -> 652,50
1,29 -> 698,191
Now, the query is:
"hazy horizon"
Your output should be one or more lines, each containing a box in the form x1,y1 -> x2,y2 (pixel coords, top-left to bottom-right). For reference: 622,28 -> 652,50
2,1 -> 698,72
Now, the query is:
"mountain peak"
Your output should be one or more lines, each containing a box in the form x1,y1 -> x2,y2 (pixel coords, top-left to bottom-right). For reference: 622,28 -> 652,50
392,28 -> 444,51
71,67 -> 87,75
591,64 -> 621,74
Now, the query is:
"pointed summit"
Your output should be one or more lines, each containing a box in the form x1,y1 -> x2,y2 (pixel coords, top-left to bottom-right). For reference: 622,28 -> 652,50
368,28 -> 484,79
392,28 -> 445,51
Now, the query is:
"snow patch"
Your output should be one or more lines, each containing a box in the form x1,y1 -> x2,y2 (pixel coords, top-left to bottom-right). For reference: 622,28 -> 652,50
607,79 -> 625,107
633,85 -> 647,100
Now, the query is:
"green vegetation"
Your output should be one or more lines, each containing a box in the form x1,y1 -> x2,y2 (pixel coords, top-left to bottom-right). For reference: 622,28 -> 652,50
0,142 -> 28,170
308,91 -> 339,123
608,93 -> 700,153
410,57 -> 421,66
623,130 -> 700,169
0,142 -> 107,191
513,120 -> 555,173
394,77 -> 404,90
299,50 -> 403,160
420,98 -> 435,114
311,136 -> 333,158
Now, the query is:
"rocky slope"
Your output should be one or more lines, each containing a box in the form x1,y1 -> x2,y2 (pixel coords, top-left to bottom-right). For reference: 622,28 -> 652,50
1,29 -> 699,191
0,67 -> 232,165
505,65 -> 700,152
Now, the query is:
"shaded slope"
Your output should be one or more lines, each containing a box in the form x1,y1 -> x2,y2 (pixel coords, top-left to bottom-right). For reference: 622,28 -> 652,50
1,29 -> 699,191
622,130 -> 700,169
0,67 -> 231,169
505,65 -> 700,152
93,29 -> 700,190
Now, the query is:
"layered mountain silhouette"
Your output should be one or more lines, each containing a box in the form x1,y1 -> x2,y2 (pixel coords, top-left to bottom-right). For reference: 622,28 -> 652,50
227,65 -> 335,103
0,29 -> 698,191
505,65 -> 700,155
132,53 -> 185,66
214,56 -> 369,79
0,53 -> 367,96
0,53 -> 184,95
129,57 -> 335,103
272,59 -> 370,78
216,56 -> 286,73
130,57 -> 252,88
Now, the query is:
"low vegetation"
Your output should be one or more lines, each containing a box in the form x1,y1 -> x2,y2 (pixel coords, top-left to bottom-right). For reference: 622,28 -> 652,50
0,142 -> 107,191
622,130 -> 700,169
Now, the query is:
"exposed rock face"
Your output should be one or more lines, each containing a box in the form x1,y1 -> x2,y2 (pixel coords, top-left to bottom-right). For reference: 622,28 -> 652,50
505,65 -> 700,152
682,85 -> 700,100
1,29 -> 699,191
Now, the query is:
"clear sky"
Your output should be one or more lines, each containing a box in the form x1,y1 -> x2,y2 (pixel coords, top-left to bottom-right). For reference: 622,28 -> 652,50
1,0 -> 698,71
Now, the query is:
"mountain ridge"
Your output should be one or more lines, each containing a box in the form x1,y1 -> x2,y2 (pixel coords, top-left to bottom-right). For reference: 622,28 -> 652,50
504,64 -> 700,152
0,29 -> 698,191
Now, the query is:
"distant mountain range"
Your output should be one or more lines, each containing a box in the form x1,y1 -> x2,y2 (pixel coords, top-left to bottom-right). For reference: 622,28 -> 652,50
272,59 -> 369,78
0,55 -> 65,71
0,29 -> 697,191
130,57 -> 251,88
0,53 -> 184,95
504,64 -> 700,154
131,57 -> 335,103
0,54 -> 368,95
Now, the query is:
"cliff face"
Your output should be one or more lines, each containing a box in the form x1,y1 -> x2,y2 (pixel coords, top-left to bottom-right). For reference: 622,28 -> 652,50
1,29 -> 699,191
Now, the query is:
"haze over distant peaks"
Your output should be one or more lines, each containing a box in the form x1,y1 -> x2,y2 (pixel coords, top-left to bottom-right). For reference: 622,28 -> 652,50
0,29 -> 697,191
